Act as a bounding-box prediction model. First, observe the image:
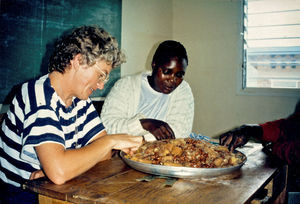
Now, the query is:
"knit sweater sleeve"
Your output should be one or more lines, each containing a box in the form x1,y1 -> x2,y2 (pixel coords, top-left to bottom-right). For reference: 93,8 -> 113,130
166,81 -> 194,138
260,119 -> 284,143
260,112 -> 300,165
100,74 -> 148,136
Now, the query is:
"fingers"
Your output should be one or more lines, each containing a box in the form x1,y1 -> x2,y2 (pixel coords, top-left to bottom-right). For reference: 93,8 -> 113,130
153,125 -> 175,140
29,170 -> 45,180
129,136 -> 143,148
121,146 -> 139,155
219,132 -> 233,146
164,125 -> 175,139
220,131 -> 247,151
112,135 -> 143,150
121,148 -> 130,154
141,119 -> 175,140
228,136 -> 237,152
153,130 -> 164,140
219,132 -> 238,151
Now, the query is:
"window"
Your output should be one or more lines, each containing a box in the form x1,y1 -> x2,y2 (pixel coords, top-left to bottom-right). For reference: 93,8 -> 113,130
243,0 -> 300,91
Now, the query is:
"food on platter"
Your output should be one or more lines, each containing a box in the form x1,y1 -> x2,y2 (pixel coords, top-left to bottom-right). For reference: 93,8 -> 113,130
125,138 -> 244,168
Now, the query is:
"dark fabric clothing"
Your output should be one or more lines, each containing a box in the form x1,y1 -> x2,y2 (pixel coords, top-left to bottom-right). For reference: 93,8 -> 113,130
0,179 -> 38,204
260,112 -> 300,165
260,111 -> 300,203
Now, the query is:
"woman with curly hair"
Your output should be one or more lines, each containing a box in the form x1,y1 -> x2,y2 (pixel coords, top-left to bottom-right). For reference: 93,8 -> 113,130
0,25 -> 142,203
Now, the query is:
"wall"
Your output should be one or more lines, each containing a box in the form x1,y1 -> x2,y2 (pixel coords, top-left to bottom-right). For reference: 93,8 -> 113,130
0,0 -> 122,105
121,0 -> 173,76
122,0 -> 299,138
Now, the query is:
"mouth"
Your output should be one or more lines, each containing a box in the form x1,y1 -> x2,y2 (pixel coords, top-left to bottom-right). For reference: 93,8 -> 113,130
163,85 -> 175,93
89,88 -> 94,95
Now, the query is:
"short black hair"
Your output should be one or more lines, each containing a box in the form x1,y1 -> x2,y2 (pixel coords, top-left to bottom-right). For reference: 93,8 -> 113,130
152,40 -> 188,69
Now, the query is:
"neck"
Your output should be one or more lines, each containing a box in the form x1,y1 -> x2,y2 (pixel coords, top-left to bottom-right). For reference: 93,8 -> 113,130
147,75 -> 155,89
49,71 -> 73,107
147,74 -> 160,93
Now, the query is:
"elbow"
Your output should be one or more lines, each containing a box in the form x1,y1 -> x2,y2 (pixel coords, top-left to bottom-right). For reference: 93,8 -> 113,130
47,170 -> 69,185
50,177 -> 67,185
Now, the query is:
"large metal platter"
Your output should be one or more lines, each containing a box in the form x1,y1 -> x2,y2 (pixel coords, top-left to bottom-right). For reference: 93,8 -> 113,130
120,150 -> 247,178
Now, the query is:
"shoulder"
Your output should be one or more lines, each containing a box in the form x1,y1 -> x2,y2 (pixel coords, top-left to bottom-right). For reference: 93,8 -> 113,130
111,71 -> 146,90
175,80 -> 193,95
118,71 -> 145,82
18,75 -> 55,114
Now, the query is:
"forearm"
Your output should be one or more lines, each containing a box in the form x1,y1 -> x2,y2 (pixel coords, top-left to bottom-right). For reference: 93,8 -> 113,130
102,114 -> 148,135
260,119 -> 285,143
36,136 -> 114,184
101,77 -> 146,135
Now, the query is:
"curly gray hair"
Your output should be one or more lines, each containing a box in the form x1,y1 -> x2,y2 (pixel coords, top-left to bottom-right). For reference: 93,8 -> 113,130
48,25 -> 125,73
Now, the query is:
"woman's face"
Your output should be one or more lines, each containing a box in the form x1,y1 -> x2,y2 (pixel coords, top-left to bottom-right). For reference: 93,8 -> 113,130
152,58 -> 187,94
74,59 -> 112,100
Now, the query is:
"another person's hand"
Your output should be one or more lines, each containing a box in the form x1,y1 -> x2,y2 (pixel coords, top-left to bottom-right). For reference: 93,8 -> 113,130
30,170 -> 45,180
219,124 -> 262,151
140,118 -> 175,140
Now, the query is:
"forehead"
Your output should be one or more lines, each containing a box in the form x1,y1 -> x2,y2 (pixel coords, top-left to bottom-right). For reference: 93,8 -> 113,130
94,60 -> 112,73
161,58 -> 187,71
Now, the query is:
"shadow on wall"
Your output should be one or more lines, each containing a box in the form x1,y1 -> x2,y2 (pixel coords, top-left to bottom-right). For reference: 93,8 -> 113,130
0,84 -> 22,113
144,41 -> 163,72
0,28 -> 72,114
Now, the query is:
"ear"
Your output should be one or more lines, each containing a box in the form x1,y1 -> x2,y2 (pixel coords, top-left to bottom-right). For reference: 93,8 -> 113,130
151,61 -> 156,67
70,54 -> 82,71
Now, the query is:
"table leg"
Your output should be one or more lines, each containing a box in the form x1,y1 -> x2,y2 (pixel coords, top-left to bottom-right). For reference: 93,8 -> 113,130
39,194 -> 71,204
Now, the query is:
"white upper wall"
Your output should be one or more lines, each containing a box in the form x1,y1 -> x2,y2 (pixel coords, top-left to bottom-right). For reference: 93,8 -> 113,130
122,0 -> 299,137
121,0 -> 173,76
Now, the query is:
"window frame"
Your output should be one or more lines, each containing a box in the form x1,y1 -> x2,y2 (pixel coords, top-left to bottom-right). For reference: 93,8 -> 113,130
239,0 -> 300,97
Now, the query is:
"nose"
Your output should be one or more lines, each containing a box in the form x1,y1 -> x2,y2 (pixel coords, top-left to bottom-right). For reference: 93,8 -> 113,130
96,81 -> 105,90
168,74 -> 177,83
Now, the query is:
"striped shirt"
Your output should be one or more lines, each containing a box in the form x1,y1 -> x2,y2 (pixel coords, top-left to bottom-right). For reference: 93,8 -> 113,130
0,74 -> 105,187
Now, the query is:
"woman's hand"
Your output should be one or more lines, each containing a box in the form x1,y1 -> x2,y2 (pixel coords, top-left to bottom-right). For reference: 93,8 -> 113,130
29,170 -> 45,180
109,135 -> 143,153
140,118 -> 175,140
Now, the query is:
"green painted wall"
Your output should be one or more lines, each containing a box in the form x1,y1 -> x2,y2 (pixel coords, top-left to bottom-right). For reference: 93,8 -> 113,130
0,0 -> 122,104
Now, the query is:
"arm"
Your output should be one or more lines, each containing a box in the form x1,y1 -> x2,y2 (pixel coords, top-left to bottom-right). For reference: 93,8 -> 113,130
219,124 -> 263,151
140,118 -> 175,140
165,81 -> 194,138
35,132 -> 143,185
219,111 -> 300,163
22,105 -> 142,184
261,112 -> 300,165
219,119 -> 287,151
101,75 -> 148,136
259,119 -> 284,143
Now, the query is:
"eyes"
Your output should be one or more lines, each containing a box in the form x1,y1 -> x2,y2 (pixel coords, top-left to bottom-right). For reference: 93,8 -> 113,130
160,67 -> 185,79
97,69 -> 109,84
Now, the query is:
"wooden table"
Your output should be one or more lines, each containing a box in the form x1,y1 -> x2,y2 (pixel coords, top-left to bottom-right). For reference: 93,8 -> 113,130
23,142 -> 285,204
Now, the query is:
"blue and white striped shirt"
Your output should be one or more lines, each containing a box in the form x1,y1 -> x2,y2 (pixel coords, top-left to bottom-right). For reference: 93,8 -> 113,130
0,74 -> 105,187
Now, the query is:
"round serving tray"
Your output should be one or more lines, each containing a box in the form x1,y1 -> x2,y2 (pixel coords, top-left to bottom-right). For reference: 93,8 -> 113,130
120,150 -> 247,178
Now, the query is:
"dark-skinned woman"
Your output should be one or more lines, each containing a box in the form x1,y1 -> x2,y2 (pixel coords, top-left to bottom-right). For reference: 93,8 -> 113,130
101,40 -> 194,141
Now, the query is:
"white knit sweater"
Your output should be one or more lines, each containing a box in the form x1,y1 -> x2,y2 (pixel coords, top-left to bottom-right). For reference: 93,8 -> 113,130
101,71 -> 194,141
